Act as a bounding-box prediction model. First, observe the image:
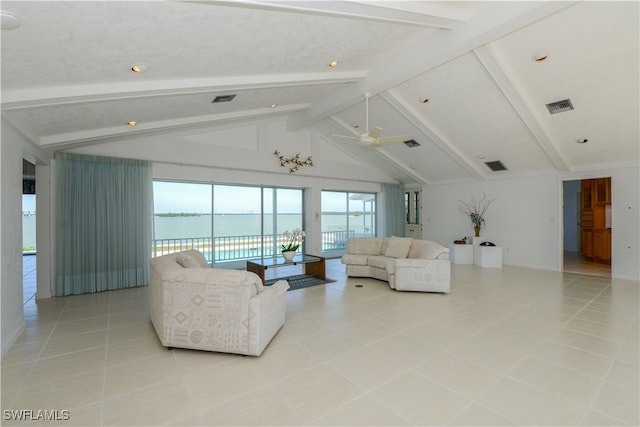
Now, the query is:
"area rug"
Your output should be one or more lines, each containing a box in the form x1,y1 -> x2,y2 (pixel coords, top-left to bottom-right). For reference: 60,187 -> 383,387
266,274 -> 335,291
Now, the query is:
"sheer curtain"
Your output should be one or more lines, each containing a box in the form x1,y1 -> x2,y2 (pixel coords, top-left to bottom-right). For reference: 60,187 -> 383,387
380,183 -> 404,237
55,153 -> 152,296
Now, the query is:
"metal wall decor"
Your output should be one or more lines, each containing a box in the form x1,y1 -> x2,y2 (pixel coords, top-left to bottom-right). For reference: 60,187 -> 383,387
273,150 -> 314,173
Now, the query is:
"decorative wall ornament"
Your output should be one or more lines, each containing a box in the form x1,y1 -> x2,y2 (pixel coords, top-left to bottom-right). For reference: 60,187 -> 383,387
273,150 -> 314,173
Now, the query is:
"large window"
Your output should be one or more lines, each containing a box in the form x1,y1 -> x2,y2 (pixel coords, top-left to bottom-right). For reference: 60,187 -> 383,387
321,191 -> 376,257
152,181 -> 303,267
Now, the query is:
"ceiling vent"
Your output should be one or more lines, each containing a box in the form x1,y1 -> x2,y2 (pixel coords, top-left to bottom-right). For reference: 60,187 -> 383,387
484,160 -> 508,172
212,94 -> 236,103
546,98 -> 574,114
403,139 -> 420,148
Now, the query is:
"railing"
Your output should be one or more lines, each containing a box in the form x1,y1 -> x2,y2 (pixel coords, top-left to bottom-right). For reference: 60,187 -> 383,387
152,229 -> 375,262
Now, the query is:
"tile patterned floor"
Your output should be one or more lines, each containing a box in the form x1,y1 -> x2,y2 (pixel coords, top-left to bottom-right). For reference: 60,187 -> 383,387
3,259 -> 639,426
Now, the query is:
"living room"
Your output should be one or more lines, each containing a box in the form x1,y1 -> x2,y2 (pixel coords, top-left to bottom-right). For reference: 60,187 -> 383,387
1,1 -> 639,425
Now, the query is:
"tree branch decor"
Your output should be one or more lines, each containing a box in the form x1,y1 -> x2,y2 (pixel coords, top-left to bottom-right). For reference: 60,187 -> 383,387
273,150 -> 314,173
458,193 -> 495,237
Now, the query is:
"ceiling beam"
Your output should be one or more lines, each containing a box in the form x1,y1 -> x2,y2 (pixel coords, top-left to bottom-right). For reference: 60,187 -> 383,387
38,103 -> 310,149
1,72 -> 364,110
184,0 -> 465,29
288,1 -> 578,131
379,90 -> 487,180
473,45 -> 570,172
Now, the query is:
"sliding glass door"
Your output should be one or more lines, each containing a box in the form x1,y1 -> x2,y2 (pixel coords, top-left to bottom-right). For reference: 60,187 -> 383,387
321,190 -> 376,257
152,181 -> 213,262
153,181 -> 303,267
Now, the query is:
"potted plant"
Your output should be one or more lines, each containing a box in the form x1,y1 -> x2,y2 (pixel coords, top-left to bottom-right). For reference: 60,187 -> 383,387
458,193 -> 495,237
281,228 -> 305,261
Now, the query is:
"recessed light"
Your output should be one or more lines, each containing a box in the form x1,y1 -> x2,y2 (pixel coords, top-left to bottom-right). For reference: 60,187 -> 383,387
533,51 -> 549,62
270,104 -> 277,108
419,97 -> 430,104
127,121 -> 137,126
1,11 -> 20,30
576,138 -> 588,144
477,154 -> 486,159
130,63 -> 149,73
329,60 -> 339,67
351,123 -> 360,129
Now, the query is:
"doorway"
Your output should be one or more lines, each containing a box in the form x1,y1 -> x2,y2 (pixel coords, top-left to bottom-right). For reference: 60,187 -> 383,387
22,159 -> 37,304
562,178 -> 611,277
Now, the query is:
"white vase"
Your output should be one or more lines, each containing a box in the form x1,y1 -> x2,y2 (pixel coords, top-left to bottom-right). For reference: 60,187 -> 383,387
282,250 -> 296,261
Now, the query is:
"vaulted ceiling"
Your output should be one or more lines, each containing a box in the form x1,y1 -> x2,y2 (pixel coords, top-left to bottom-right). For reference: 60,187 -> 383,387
2,1 -> 638,185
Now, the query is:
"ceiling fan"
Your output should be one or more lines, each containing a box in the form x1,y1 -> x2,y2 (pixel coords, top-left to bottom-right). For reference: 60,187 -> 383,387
333,93 -> 409,148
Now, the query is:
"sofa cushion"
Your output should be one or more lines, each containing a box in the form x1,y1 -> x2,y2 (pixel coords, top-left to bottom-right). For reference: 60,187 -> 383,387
384,236 -> 413,258
176,252 -> 201,268
420,240 -> 449,260
408,239 -> 427,259
346,238 -> 383,255
368,255 -> 396,274
341,254 -> 370,266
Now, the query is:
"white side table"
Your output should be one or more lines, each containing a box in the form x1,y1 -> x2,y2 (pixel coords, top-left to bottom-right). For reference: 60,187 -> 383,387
449,244 -> 474,264
474,245 -> 503,268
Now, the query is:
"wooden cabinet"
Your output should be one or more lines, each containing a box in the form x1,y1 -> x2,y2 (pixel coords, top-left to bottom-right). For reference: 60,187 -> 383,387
581,230 -> 593,258
593,229 -> 611,263
580,177 -> 611,264
595,177 -> 611,205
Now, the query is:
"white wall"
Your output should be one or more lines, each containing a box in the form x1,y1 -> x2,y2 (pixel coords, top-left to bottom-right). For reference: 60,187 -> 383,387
422,166 -> 640,280
71,118 -> 399,185
1,120 -> 26,358
70,118 -> 385,258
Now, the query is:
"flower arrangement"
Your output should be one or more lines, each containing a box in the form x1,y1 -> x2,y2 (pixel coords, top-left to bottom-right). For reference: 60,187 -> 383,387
458,193 -> 495,236
281,228 -> 305,252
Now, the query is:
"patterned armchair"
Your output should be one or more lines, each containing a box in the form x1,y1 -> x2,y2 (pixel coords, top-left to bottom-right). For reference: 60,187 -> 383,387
149,250 -> 289,356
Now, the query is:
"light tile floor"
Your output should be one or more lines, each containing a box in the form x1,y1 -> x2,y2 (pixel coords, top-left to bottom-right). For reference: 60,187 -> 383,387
3,259 -> 639,426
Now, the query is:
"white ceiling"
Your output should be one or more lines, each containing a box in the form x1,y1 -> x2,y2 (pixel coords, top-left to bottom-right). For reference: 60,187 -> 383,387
2,1 -> 638,185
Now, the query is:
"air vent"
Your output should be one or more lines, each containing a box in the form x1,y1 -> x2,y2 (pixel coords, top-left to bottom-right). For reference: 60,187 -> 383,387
484,160 -> 508,172
403,139 -> 420,148
546,98 -> 574,114
212,94 -> 236,103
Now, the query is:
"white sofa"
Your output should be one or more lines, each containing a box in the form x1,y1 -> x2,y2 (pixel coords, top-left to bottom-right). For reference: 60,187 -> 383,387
341,236 -> 451,293
149,250 -> 289,356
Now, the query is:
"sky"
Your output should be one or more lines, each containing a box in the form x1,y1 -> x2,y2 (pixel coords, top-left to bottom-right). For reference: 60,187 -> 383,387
153,182 -> 374,214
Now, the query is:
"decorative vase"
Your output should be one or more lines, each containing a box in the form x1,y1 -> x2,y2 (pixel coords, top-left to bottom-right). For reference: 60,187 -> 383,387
282,250 -> 296,261
474,226 -> 481,237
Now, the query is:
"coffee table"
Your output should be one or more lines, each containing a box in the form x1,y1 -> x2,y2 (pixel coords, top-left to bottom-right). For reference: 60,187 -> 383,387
246,254 -> 326,285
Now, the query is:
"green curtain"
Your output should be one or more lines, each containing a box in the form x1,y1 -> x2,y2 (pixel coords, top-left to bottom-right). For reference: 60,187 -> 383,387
380,183 -> 404,237
55,153 -> 152,296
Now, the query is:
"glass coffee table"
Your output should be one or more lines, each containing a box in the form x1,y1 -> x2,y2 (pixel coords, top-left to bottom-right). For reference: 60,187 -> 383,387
246,254 -> 326,285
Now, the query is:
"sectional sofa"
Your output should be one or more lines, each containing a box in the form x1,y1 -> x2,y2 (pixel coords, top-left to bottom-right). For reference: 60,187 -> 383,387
341,236 -> 450,293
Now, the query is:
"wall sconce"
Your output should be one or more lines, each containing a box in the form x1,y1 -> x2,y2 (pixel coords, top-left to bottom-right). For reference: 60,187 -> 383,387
273,150 -> 314,173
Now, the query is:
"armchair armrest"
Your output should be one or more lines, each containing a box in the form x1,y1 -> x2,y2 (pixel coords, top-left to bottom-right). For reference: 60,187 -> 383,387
248,280 -> 289,355
393,258 -> 450,293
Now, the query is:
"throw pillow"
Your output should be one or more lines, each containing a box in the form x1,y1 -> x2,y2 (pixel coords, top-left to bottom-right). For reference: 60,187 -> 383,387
176,252 -> 200,268
421,240 -> 447,260
384,236 -> 413,258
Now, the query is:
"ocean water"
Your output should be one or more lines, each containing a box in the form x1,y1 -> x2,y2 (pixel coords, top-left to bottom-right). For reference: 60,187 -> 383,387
21,213 -> 374,250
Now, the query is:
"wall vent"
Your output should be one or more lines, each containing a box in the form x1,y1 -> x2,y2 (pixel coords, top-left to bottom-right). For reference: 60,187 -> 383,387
403,139 -> 420,148
212,94 -> 236,103
546,98 -> 574,114
484,160 -> 508,172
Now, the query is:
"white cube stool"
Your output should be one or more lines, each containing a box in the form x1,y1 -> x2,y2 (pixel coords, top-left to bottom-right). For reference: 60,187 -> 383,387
449,244 -> 474,264
474,245 -> 503,268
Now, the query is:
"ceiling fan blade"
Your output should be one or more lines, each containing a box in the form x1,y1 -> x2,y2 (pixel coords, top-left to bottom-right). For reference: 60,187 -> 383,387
375,135 -> 410,144
368,127 -> 382,139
